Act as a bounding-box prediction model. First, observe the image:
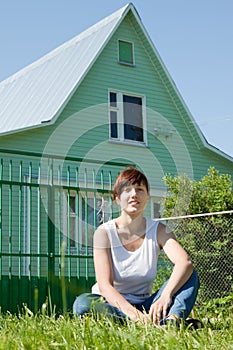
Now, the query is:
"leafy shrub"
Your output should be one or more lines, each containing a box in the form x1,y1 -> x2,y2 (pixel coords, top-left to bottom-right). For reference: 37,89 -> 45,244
163,167 -> 233,302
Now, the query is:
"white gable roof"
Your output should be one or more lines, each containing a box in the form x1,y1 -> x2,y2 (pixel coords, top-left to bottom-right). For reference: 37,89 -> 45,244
0,3 -> 133,135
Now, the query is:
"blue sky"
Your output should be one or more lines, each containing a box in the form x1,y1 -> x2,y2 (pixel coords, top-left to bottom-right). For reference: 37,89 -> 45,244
1,0 -> 233,158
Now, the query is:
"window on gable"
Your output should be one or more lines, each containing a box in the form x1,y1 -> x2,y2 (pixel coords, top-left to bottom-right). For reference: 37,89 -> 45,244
118,40 -> 134,65
109,91 -> 146,144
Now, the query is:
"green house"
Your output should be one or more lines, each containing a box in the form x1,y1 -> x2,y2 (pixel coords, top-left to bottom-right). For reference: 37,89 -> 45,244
0,3 -> 232,313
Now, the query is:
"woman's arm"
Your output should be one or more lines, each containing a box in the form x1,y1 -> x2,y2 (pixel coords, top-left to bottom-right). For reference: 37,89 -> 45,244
149,223 -> 193,323
93,225 -> 149,323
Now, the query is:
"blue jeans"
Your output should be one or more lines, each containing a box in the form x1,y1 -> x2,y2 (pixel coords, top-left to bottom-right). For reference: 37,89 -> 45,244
73,270 -> 200,323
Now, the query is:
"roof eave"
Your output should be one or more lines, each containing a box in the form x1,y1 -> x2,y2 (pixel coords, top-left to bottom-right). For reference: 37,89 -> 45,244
35,3 -> 134,127
0,122 -> 52,137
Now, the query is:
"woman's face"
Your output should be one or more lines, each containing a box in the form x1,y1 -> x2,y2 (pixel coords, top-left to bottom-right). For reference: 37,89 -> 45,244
116,182 -> 149,216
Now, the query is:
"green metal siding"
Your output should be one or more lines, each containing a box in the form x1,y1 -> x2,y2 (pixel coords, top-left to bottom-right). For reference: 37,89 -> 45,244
0,14 -> 232,181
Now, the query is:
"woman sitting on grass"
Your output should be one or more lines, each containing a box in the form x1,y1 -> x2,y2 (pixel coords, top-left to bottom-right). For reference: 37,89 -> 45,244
73,167 -> 200,326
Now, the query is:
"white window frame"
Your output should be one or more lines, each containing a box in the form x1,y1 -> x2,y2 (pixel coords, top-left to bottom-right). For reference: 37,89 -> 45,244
62,188 -> 112,254
62,190 -> 79,251
108,90 -> 147,145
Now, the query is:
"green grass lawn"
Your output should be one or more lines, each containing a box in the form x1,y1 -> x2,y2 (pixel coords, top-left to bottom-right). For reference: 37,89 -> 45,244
0,295 -> 232,349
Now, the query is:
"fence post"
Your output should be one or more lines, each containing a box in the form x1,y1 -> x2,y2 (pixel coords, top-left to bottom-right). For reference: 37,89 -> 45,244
47,162 -> 56,312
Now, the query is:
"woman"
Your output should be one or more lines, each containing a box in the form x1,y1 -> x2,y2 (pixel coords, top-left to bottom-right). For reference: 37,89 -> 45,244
73,167 -> 200,326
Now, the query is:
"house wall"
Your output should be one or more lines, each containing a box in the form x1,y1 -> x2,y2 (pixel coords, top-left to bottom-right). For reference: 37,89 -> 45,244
0,13 -> 232,185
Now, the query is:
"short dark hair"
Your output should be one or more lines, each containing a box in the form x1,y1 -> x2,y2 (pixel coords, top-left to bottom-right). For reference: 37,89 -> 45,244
113,167 -> 149,200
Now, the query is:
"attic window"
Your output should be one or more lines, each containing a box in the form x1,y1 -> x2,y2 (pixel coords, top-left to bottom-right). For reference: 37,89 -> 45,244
118,40 -> 134,65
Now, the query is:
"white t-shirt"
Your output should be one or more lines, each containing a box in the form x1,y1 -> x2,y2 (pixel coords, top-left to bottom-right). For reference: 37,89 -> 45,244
92,218 -> 160,304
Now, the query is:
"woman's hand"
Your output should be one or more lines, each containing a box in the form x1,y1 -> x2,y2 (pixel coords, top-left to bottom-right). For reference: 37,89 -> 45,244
149,293 -> 172,323
135,312 -> 152,325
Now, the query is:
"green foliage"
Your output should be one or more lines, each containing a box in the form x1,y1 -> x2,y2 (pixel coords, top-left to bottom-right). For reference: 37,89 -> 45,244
162,173 -> 193,218
196,167 -> 233,213
200,291 -> 233,318
163,167 -> 233,217
163,167 -> 233,302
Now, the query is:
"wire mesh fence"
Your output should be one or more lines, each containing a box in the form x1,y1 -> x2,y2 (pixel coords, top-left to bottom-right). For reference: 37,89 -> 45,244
156,211 -> 233,303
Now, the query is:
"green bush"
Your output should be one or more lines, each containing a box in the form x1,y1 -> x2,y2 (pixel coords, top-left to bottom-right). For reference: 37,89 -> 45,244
163,167 -> 233,302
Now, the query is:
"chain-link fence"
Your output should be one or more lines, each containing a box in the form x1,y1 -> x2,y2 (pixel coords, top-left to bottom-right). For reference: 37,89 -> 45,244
156,211 -> 233,303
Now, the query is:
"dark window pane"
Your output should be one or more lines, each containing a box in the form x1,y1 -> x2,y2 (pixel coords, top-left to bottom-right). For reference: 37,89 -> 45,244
69,196 -> 75,213
110,92 -> 117,107
69,196 -> 76,247
81,197 -> 102,237
123,95 -> 143,141
153,202 -> 161,218
119,40 -> 134,64
69,217 -> 76,247
110,111 -> 118,138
